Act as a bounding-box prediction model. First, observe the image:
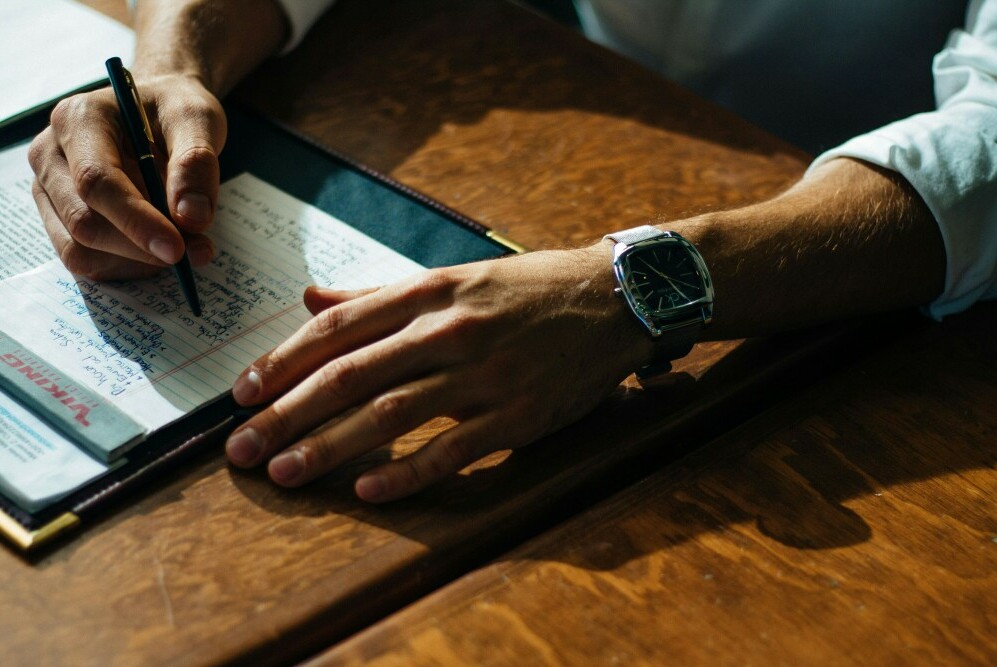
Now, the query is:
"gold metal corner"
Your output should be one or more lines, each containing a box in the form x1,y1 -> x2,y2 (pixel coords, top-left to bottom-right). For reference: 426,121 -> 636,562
486,231 -> 528,254
0,509 -> 80,552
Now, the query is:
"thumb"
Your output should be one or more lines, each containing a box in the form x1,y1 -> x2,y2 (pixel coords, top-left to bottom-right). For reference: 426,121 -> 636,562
162,92 -> 227,233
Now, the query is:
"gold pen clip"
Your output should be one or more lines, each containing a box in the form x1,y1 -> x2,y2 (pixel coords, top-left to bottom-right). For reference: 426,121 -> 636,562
122,66 -> 156,145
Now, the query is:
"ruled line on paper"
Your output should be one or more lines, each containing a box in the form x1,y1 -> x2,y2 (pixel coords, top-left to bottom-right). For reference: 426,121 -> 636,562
0,172 -> 427,433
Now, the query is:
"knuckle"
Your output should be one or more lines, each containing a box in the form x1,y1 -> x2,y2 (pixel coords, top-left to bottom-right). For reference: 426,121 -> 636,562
49,97 -> 75,129
313,305 -> 347,339
50,93 -> 106,132
261,402 -> 293,442
437,436 -> 475,475
477,355 -> 511,388
63,204 -> 101,247
405,269 -> 456,301
27,133 -> 51,172
301,439 -> 339,474
424,309 -> 487,353
369,391 -> 414,434
72,160 -> 111,203
316,358 -> 361,403
58,243 -> 97,278
446,310 -> 486,338
400,433 -> 477,493
173,144 -> 217,173
399,456 -> 428,491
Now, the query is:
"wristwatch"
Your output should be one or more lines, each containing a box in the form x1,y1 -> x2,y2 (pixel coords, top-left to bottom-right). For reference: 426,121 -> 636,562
605,225 -> 714,379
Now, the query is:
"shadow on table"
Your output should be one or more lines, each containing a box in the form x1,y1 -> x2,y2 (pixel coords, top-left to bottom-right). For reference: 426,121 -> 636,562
220,305 -> 994,577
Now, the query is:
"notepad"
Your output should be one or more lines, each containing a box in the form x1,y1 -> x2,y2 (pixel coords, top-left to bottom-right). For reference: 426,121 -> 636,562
0,142 -> 425,511
0,0 -> 134,128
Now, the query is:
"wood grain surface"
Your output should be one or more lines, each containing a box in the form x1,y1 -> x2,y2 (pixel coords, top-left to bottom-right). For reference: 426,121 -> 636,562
239,0 -> 810,250
0,2 -> 887,665
317,302 -> 997,667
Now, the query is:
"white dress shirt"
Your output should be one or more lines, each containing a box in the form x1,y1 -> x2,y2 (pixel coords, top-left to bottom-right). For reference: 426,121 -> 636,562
277,0 -> 997,318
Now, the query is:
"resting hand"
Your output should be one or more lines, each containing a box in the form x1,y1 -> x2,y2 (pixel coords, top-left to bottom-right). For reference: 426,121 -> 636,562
28,73 -> 226,280
225,245 -> 651,502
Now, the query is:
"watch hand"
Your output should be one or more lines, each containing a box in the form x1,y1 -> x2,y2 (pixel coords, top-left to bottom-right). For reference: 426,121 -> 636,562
663,276 -> 690,301
638,257 -> 690,300
666,276 -> 699,290
637,257 -> 670,280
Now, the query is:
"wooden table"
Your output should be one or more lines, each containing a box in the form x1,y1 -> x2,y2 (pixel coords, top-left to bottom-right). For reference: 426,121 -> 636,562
315,301 -> 997,666
3,1 -> 990,665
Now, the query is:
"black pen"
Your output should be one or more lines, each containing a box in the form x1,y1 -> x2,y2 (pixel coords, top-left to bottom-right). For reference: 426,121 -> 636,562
105,56 -> 202,317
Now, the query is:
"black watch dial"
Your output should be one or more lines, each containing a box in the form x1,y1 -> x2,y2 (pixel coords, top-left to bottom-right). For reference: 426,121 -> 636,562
623,243 -> 706,313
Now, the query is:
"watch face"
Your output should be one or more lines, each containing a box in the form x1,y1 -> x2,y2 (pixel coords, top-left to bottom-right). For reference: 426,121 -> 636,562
621,241 -> 707,315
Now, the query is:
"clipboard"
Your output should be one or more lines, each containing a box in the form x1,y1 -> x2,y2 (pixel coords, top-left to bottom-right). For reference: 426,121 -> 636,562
0,104 -> 521,553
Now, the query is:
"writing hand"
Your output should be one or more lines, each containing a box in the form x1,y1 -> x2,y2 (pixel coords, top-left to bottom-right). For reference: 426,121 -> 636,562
28,73 -> 225,280
225,246 -> 652,502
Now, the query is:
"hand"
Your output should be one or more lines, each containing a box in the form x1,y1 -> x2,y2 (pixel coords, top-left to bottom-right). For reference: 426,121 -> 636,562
28,73 -> 226,280
224,245 -> 653,502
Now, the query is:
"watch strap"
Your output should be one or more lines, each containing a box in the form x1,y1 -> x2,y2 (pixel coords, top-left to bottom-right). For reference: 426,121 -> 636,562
635,320 -> 699,380
603,225 -> 665,246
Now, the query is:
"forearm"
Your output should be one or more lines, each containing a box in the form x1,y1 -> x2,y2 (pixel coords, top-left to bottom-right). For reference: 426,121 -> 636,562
666,157 -> 946,339
131,0 -> 287,96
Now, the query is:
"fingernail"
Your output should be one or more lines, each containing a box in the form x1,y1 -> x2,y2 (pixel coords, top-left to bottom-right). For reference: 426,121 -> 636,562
270,451 -> 305,485
232,370 -> 261,404
177,193 -> 212,224
226,428 -> 263,466
149,237 -> 179,264
355,474 -> 387,501
188,239 -> 214,265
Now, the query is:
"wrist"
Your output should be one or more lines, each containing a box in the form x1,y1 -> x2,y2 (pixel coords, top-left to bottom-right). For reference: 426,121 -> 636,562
656,156 -> 945,340
568,242 -> 658,376
131,0 -> 286,97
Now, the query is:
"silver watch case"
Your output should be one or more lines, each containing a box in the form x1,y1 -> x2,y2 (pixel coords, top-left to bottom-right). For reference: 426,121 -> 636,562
610,231 -> 714,337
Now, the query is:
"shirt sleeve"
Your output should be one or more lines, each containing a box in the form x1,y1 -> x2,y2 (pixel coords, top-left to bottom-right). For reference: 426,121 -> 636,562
272,0 -> 337,54
807,0 -> 997,319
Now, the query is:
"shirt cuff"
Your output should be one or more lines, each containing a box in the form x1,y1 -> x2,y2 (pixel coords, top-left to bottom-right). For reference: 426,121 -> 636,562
272,0 -> 336,54
807,102 -> 997,320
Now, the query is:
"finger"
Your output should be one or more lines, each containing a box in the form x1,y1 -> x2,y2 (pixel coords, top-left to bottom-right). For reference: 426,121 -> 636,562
231,284 -> 420,405
32,178 -> 164,280
29,143 -> 167,265
186,234 -> 216,266
303,285 -> 381,314
51,93 -> 185,264
160,94 -> 226,232
264,372 -> 468,487
354,412 -> 507,503
226,332 -> 443,468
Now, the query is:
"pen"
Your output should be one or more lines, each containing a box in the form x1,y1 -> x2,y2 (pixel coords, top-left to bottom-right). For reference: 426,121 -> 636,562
105,56 -> 202,317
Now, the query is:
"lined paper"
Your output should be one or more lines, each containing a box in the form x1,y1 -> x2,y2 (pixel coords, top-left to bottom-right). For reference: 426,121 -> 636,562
0,173 -> 426,432
0,170 -> 426,510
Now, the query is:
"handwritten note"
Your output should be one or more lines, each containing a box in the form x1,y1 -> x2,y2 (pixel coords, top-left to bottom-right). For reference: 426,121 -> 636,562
0,170 -> 426,509
0,173 -> 426,431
